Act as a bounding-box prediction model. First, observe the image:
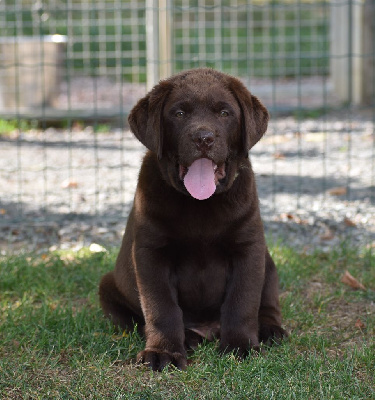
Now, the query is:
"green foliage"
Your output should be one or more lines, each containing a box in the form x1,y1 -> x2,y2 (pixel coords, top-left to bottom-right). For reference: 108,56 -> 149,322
0,119 -> 38,135
0,119 -> 19,135
94,124 -> 112,134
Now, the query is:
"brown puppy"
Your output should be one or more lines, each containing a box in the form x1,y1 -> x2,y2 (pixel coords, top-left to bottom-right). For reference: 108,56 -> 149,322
99,68 -> 287,371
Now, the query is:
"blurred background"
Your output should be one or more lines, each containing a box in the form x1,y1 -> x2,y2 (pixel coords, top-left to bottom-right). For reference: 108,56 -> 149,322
0,0 -> 374,253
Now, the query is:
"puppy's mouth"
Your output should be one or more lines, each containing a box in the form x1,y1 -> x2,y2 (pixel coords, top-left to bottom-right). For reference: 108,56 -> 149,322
178,158 -> 226,200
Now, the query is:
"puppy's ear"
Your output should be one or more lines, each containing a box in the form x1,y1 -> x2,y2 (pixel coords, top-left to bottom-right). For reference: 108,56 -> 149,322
128,80 -> 172,159
229,78 -> 269,157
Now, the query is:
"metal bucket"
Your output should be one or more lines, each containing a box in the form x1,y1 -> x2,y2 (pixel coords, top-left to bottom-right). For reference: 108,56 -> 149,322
0,35 -> 67,111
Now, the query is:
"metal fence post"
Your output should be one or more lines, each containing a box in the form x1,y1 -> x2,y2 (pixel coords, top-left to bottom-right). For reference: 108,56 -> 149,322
146,0 -> 172,91
330,0 -> 364,105
146,0 -> 159,91
362,0 -> 375,105
158,0 -> 172,81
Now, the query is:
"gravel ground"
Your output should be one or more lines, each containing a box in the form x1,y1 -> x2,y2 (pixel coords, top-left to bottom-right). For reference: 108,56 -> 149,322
0,110 -> 374,255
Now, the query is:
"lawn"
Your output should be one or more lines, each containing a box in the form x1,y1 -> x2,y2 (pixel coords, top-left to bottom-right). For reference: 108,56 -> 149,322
0,244 -> 374,399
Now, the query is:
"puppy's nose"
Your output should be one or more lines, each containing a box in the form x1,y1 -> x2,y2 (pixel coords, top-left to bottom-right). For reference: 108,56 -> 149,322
192,130 -> 215,150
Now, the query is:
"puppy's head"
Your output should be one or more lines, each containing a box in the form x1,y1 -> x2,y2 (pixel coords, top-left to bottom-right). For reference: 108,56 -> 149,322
128,68 -> 269,199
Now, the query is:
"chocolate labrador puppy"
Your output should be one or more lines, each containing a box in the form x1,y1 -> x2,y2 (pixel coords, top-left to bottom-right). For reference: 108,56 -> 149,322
99,68 -> 287,371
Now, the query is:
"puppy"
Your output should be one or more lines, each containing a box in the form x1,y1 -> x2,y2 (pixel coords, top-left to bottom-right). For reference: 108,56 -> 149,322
99,68 -> 287,371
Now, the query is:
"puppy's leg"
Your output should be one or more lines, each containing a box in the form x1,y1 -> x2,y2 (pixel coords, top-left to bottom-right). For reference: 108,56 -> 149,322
134,245 -> 187,371
220,243 -> 265,356
258,250 -> 288,345
99,272 -> 144,333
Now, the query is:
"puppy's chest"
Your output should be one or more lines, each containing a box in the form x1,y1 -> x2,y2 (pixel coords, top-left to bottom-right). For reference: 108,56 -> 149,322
172,241 -> 229,312
169,205 -> 229,240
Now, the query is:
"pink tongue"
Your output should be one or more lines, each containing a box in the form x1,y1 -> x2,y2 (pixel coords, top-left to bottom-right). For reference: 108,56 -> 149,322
183,158 -> 216,200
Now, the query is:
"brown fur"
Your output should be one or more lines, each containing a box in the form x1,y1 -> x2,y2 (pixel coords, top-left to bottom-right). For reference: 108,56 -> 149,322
99,68 -> 287,371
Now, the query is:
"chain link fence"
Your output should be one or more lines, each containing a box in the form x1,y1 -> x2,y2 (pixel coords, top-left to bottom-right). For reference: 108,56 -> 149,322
0,0 -> 374,252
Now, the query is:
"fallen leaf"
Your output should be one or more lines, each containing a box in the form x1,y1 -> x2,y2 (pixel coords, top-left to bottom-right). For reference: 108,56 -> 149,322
355,319 -> 366,329
280,213 -> 294,220
111,331 -> 128,341
343,217 -> 356,227
328,187 -> 347,196
279,213 -> 307,224
61,179 -> 78,189
341,270 -> 366,291
320,229 -> 335,241
0,208 -> 6,215
273,151 -> 285,160
302,245 -> 311,254
72,121 -> 84,131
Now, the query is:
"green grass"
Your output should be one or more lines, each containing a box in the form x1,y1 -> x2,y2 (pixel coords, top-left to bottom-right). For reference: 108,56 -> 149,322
1,244 -> 374,399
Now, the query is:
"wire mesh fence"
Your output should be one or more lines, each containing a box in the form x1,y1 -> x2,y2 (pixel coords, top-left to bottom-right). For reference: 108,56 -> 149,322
172,1 -> 329,77
0,0 -> 374,253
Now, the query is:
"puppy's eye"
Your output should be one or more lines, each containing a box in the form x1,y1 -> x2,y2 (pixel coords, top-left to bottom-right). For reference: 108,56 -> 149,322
175,111 -> 185,118
220,110 -> 229,117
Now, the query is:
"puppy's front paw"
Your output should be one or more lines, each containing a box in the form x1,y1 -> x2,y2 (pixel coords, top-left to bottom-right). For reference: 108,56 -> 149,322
219,332 -> 260,358
137,348 -> 187,371
259,324 -> 288,346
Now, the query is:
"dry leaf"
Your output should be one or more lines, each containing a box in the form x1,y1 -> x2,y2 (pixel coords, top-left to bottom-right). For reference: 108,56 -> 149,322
328,187 -> 347,196
111,331 -> 128,341
0,208 -> 6,215
355,319 -> 365,329
72,121 -> 84,131
280,213 -> 294,220
320,229 -> 335,241
279,213 -> 307,224
61,179 -> 78,189
343,217 -> 356,227
341,271 -> 366,291
273,151 -> 285,160
302,245 -> 311,254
